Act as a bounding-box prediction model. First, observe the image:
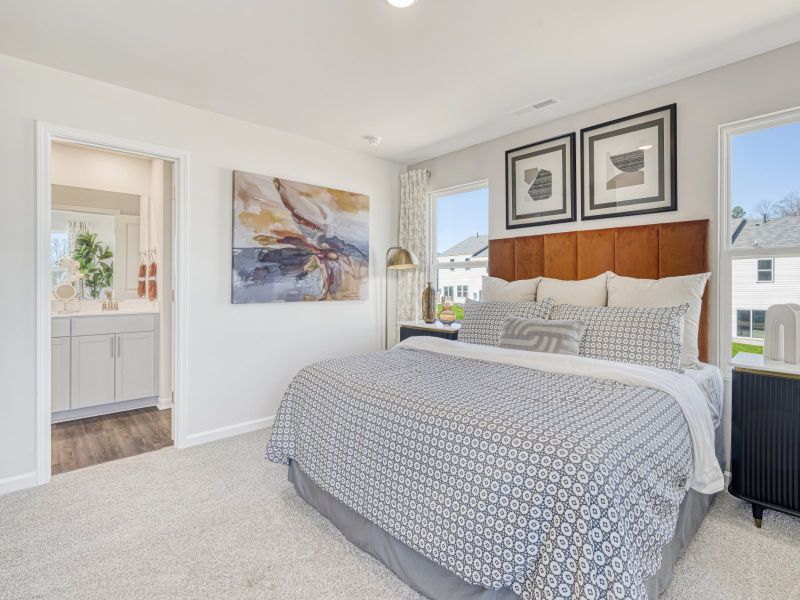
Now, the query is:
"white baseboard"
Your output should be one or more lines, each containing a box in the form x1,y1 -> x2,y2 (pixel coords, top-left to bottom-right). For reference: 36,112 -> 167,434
184,415 -> 274,448
51,397 -> 157,423
157,396 -> 173,410
0,471 -> 37,496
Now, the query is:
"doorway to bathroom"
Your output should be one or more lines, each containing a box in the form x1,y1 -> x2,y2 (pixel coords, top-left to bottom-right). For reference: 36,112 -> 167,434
35,123 -> 189,483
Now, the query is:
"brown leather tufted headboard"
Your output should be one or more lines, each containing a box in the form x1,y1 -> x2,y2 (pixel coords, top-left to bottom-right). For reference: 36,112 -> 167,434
488,219 -> 710,362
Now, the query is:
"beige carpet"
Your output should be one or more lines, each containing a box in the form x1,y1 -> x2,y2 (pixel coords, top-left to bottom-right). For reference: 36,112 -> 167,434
1,429 -> 798,600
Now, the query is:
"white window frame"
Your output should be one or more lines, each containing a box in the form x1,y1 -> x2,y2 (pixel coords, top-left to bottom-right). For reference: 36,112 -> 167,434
756,258 -> 774,283
428,179 -> 489,293
718,106 -> 800,373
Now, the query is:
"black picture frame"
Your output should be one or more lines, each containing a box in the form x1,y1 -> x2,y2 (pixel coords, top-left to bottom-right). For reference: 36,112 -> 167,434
505,132 -> 577,230
580,104 -> 677,221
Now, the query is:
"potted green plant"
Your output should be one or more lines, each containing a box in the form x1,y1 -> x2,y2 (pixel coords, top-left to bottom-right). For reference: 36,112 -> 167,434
72,231 -> 113,299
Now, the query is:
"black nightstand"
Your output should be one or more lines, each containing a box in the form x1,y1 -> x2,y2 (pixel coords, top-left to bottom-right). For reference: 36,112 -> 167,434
729,352 -> 800,528
398,320 -> 460,342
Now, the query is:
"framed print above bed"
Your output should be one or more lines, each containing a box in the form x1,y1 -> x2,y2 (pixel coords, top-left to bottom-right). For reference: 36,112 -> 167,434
580,103 -> 677,220
505,132 -> 576,229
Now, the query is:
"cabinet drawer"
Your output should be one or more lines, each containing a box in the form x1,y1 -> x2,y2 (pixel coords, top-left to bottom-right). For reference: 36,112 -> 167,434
52,318 -> 71,338
71,314 -> 156,336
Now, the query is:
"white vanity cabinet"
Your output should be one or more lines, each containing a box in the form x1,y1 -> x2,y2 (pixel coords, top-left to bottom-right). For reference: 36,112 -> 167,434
51,318 -> 71,412
70,334 -> 117,409
115,330 -> 157,402
52,313 -> 158,421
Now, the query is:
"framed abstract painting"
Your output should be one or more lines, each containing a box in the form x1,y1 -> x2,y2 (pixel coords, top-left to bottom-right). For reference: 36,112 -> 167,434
505,132 -> 576,229
580,104 -> 677,220
232,170 -> 369,303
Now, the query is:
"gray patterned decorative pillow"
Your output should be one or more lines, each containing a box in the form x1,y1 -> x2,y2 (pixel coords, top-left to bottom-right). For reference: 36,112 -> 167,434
550,303 -> 689,370
498,318 -> 586,355
459,298 -> 553,346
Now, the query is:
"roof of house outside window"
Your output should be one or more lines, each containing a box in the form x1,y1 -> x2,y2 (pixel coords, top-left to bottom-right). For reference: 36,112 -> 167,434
732,216 -> 800,248
439,234 -> 489,258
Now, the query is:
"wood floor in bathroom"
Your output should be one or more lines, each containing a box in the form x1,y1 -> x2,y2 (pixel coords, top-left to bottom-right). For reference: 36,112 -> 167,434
51,407 -> 172,475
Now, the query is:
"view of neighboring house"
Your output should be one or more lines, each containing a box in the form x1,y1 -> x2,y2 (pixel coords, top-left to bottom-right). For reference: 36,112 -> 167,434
436,234 -> 489,303
731,215 -> 800,347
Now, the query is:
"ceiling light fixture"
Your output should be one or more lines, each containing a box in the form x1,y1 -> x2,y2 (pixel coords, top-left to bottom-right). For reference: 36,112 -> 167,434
638,144 -> 654,150
364,135 -> 383,147
386,0 -> 417,7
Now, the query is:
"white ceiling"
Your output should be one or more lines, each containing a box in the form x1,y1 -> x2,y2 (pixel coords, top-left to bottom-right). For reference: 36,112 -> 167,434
2,1 -> 800,165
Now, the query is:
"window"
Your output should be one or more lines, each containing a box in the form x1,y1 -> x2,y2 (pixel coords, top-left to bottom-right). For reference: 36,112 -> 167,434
722,110 -> 800,362
736,309 -> 766,339
431,182 -> 489,311
50,230 -> 69,288
756,259 -> 774,282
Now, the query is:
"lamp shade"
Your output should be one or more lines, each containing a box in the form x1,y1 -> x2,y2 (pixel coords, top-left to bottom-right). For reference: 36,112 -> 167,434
387,247 -> 418,270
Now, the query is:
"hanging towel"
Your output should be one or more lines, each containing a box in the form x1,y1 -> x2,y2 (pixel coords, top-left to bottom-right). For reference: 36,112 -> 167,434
147,256 -> 158,301
137,258 -> 147,298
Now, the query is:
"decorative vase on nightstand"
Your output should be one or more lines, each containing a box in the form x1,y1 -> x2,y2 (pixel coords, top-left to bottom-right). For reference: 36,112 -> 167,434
421,282 -> 437,324
438,296 -> 456,326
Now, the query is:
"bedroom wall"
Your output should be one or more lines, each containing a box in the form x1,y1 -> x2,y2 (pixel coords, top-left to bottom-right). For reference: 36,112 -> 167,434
411,41 -> 800,471
0,53 -> 403,492
411,41 -> 800,367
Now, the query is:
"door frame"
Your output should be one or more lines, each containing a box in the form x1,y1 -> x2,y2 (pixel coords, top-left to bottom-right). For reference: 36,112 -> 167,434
35,122 -> 190,486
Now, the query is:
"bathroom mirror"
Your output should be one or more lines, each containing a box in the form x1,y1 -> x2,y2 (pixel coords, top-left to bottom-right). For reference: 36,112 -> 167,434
50,185 -> 146,301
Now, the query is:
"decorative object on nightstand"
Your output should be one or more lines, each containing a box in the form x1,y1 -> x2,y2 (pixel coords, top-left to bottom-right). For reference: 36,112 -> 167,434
385,246 -> 418,348
764,304 -> 800,363
399,320 -> 459,342
438,297 -> 456,325
729,352 -> 800,528
421,282 -> 437,324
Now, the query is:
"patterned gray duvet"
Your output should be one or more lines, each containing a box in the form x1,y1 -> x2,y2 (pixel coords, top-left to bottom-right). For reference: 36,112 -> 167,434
267,343 -> 700,600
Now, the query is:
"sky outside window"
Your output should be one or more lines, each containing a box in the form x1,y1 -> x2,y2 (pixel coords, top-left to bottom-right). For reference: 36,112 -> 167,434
436,187 -> 489,253
732,122 -> 800,218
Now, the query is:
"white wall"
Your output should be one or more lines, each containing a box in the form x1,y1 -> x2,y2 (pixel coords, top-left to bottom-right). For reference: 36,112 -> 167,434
0,53 -> 403,491
412,41 -> 800,367
52,142 -> 152,195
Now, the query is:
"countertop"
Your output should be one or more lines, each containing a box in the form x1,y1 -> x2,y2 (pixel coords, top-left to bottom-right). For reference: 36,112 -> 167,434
52,309 -> 159,318
731,351 -> 800,377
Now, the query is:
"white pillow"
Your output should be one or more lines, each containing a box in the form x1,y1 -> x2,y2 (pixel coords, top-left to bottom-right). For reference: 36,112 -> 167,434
606,271 -> 710,368
481,275 -> 541,302
536,272 -> 608,306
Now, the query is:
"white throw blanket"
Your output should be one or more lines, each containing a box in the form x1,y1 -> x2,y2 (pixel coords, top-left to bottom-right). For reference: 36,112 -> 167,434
397,336 -> 724,494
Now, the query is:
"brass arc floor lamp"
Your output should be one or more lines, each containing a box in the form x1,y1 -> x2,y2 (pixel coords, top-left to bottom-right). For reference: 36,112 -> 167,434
385,246 -> 418,349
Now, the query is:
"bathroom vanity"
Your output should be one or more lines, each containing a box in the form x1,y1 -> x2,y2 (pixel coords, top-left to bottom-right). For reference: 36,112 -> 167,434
51,311 -> 159,422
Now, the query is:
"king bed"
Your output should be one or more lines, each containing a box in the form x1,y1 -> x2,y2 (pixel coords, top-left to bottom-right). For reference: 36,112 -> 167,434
267,219 -> 724,600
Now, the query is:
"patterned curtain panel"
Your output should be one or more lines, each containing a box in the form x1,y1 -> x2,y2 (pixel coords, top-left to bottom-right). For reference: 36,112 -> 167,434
396,169 -> 430,323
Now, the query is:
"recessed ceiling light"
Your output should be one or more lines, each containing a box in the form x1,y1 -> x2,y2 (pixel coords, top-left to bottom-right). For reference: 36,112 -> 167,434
386,0 -> 417,7
638,144 -> 654,150
363,135 -> 383,147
